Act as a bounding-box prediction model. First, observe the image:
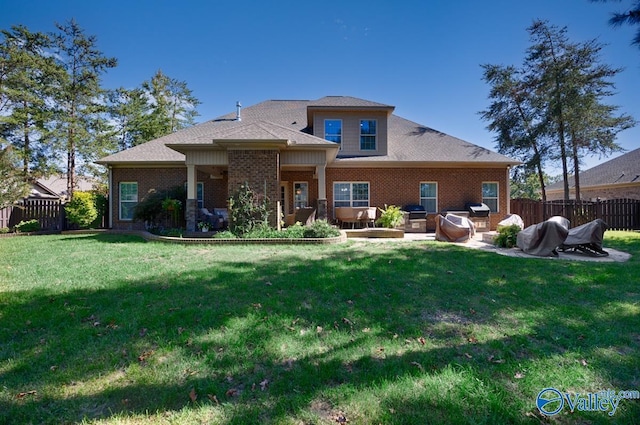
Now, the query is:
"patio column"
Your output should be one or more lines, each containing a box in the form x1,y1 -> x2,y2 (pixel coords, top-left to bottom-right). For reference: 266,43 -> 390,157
316,164 -> 327,220
186,164 -> 197,231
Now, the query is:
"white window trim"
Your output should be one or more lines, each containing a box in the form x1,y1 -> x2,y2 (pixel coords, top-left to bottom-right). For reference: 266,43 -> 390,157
419,182 -> 438,213
333,181 -> 370,209
482,181 -> 499,213
119,181 -> 138,221
359,119 -> 377,151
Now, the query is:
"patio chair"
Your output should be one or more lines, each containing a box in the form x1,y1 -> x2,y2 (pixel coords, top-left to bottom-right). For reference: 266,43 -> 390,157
200,208 -> 223,229
516,216 -> 569,256
435,213 -> 475,243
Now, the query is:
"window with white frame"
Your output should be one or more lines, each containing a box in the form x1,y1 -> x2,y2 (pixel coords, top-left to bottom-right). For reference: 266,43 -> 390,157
360,119 -> 377,150
420,182 -> 438,213
294,182 -> 308,209
333,182 -> 369,208
119,182 -> 138,221
324,119 -> 342,146
482,182 -> 499,212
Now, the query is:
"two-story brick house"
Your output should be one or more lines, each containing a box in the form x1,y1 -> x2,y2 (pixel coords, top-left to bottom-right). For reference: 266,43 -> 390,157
97,96 -> 519,231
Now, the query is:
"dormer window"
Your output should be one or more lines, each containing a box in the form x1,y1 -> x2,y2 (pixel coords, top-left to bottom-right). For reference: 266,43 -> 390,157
360,119 -> 377,150
324,119 -> 342,146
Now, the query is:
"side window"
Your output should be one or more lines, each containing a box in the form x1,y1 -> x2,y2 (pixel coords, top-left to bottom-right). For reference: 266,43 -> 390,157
294,182 -> 308,209
482,182 -> 499,212
119,182 -> 138,221
420,182 -> 437,213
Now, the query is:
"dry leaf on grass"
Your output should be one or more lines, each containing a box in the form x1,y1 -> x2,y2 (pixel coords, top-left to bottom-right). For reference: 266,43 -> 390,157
16,390 -> 37,399
207,394 -> 219,404
189,388 -> 197,402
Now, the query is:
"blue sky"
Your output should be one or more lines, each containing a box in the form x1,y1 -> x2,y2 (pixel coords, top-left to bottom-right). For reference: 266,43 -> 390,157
2,0 -> 639,172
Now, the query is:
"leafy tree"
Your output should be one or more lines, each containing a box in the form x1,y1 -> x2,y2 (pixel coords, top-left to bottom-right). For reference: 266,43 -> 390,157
50,19 -> 117,199
0,146 -> 30,208
510,168 -> 558,200
0,25 -> 62,178
106,87 -> 150,150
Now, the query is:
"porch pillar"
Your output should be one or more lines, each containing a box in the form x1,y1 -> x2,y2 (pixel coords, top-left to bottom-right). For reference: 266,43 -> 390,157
316,164 -> 327,220
186,164 -> 197,231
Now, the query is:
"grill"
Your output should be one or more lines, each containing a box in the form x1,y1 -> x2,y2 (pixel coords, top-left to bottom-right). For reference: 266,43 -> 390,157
403,204 -> 426,220
466,203 -> 491,217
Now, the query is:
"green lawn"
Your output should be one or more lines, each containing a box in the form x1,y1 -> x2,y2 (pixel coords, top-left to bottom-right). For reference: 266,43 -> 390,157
1,232 -> 639,424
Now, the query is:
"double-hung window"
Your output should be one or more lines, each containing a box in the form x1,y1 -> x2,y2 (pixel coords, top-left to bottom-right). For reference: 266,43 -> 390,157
324,120 -> 342,146
360,119 -> 377,150
333,182 -> 369,208
482,182 -> 499,212
119,182 -> 138,221
420,182 -> 438,213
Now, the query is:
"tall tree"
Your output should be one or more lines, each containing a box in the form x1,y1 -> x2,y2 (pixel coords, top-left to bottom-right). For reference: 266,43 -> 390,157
106,87 -> 150,150
481,64 -> 552,201
51,19 -> 117,199
0,25 -> 62,178
483,20 -> 635,202
140,70 -> 200,141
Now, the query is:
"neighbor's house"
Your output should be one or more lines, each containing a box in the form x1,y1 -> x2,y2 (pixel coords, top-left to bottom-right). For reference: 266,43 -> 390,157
547,147 -> 640,201
97,96 -> 519,231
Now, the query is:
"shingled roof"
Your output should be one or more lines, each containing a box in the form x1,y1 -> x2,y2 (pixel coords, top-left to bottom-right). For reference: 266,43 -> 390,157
547,148 -> 640,190
98,96 -> 518,166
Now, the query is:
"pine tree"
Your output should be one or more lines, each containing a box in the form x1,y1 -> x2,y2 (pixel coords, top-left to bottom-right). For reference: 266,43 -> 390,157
50,19 -> 117,199
0,25 -> 63,178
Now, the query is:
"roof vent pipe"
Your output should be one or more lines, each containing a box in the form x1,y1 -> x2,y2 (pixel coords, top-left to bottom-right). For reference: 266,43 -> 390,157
236,101 -> 242,121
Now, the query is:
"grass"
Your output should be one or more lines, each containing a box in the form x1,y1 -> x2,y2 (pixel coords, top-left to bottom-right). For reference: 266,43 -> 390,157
0,231 -> 639,424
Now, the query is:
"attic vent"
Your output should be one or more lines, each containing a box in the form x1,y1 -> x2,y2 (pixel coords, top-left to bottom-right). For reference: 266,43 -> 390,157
236,101 -> 242,121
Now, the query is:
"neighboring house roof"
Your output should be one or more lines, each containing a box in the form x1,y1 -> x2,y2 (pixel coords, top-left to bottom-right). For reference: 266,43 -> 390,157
98,96 -> 518,166
36,175 -> 96,199
547,148 -> 640,191
28,180 -> 60,199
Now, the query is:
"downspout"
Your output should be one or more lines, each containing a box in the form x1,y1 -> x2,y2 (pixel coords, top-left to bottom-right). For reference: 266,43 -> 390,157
506,166 -> 511,215
108,166 -> 113,228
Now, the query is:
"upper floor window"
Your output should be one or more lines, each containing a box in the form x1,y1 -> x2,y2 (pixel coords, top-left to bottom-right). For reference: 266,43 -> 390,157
420,182 -> 438,213
324,119 -> 342,145
482,182 -> 499,212
119,182 -> 138,221
360,119 -> 377,150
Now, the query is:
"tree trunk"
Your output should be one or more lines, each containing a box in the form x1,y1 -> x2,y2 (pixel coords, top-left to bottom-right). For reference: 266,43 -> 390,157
571,131 -> 582,203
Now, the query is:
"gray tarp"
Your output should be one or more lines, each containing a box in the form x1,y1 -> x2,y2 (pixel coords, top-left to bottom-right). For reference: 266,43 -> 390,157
559,218 -> 608,256
516,216 -> 570,257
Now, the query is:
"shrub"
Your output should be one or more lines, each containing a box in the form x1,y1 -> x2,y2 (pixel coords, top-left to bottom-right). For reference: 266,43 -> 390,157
90,192 -> 108,228
303,220 -> 341,238
228,182 -> 270,237
15,219 -> 40,233
65,191 -> 98,228
0,227 -> 9,234
494,224 -> 521,248
376,204 -> 404,228
133,186 -> 186,227
212,230 -> 237,239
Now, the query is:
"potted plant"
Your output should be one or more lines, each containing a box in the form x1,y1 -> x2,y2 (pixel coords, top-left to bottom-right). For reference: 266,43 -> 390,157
376,204 -> 404,228
197,221 -> 210,232
162,198 -> 181,212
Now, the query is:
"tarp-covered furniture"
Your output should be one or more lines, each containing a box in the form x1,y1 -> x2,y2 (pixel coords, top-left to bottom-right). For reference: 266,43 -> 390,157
559,218 -> 609,257
498,214 -> 525,230
516,216 -> 569,256
435,213 -> 475,243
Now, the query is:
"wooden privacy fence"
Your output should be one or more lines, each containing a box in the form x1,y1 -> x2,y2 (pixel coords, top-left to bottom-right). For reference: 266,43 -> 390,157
0,198 -> 64,230
511,198 -> 640,230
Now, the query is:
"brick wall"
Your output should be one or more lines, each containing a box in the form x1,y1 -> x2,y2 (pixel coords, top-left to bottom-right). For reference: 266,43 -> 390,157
227,150 -> 280,226
326,167 -> 509,230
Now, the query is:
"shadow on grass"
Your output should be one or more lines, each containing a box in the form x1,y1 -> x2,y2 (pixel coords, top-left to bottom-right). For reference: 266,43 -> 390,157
1,235 -> 639,424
